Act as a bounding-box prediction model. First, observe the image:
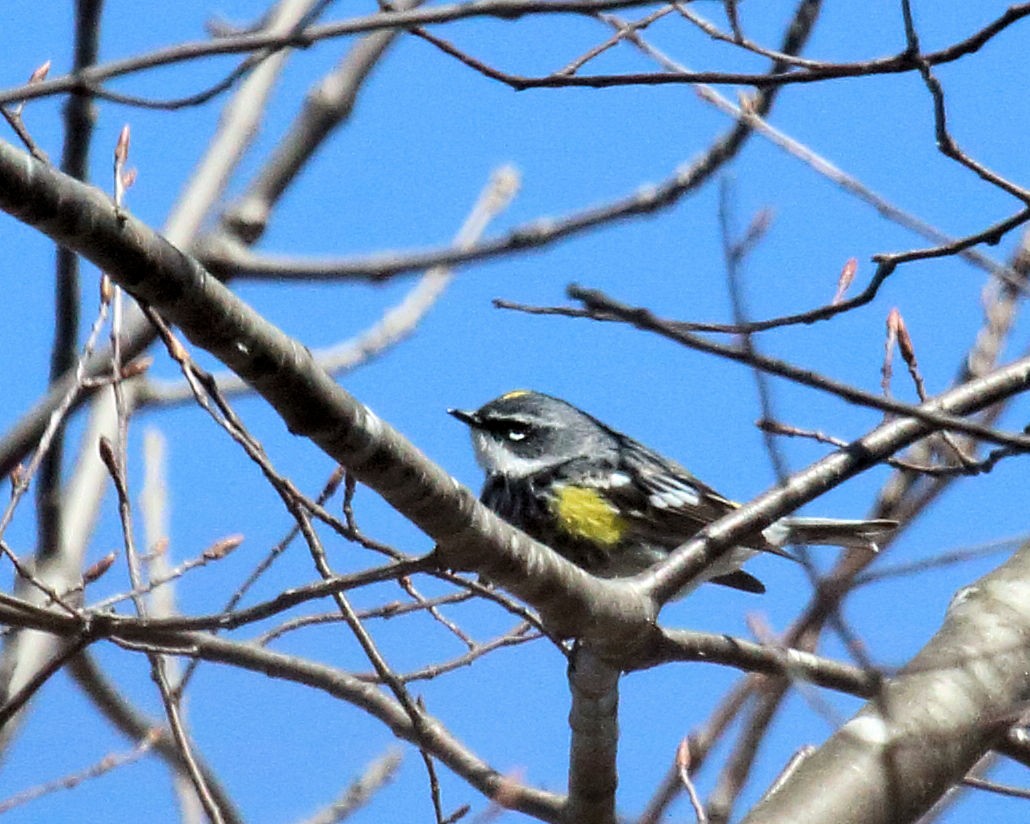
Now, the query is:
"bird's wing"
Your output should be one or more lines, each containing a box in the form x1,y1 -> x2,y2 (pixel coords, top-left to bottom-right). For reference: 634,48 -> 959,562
603,436 -> 743,548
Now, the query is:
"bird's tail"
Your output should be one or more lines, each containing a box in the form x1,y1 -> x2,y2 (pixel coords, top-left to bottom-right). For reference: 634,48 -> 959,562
764,517 -> 897,552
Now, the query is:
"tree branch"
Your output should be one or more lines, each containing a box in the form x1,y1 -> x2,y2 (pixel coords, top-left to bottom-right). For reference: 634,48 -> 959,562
742,540 -> 1030,824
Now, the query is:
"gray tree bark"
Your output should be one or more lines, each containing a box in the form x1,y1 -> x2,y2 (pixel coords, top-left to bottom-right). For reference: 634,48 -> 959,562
743,540 -> 1030,824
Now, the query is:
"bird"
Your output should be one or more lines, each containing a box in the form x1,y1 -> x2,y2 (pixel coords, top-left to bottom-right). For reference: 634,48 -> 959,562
449,390 -> 896,597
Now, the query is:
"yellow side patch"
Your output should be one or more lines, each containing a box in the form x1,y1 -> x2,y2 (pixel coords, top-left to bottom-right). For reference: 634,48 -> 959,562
500,389 -> 531,401
551,486 -> 626,547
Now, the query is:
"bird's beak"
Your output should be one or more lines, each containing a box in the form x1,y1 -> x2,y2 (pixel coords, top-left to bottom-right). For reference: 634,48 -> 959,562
447,408 -> 481,428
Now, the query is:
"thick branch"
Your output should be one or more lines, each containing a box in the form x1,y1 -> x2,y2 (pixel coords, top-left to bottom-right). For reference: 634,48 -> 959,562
566,649 -> 620,824
742,540 -> 1030,824
634,629 -> 879,697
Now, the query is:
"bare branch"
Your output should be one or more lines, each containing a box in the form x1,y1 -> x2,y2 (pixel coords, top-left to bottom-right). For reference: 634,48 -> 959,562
300,748 -> 403,824
0,1 -> 669,107
566,287 -> 1030,450
741,541 -> 1030,824
566,648 -> 621,824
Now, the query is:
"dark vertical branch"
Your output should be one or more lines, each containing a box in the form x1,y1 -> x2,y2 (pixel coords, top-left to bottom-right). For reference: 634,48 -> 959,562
36,0 -> 104,560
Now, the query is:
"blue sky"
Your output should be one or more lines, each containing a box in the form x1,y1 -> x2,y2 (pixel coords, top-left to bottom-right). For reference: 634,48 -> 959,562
1,2 -> 1028,822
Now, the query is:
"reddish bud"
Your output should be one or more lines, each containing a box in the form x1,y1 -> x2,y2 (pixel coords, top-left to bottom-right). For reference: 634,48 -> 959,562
9,463 -> 26,491
150,536 -> 170,558
833,258 -> 858,304
83,552 -> 117,584
28,60 -> 51,84
328,464 -> 346,487
202,534 -> 244,560
886,307 -> 902,335
115,125 -> 130,165
120,356 -> 153,379
98,436 -> 118,474
167,334 -> 188,363
676,737 -> 693,772
894,312 -> 917,367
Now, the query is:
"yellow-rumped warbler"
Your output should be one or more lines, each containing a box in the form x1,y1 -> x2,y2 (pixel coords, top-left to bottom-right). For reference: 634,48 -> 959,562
450,390 -> 896,596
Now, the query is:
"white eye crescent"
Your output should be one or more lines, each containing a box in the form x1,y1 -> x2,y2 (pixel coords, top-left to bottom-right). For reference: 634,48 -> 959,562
507,429 -> 527,442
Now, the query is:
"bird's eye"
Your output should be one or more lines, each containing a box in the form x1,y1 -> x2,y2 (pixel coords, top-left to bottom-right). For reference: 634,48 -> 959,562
480,416 -> 532,442
498,424 -> 531,444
